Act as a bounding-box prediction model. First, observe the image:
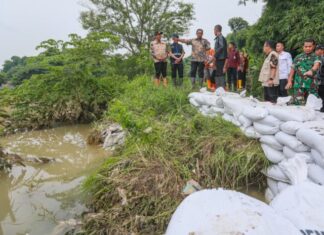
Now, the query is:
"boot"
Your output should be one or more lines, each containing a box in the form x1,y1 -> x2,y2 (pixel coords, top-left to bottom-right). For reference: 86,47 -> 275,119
207,79 -> 212,90
211,83 -> 216,92
154,79 -> 160,86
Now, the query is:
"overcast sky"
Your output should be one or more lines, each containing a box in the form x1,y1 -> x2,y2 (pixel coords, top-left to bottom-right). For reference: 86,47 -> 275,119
0,0 -> 264,67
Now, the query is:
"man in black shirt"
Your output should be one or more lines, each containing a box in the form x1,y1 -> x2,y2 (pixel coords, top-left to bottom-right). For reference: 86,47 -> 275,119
169,34 -> 185,87
213,24 -> 228,88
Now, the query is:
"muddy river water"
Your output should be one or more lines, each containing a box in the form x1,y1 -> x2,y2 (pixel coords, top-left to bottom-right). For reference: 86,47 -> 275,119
0,125 -> 108,235
0,124 -> 265,235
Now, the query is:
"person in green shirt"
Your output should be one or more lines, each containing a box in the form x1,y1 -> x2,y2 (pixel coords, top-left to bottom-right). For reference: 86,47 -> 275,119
286,39 -> 321,105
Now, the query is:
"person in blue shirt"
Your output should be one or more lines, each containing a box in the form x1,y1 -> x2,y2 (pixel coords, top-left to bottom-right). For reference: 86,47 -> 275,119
169,34 -> 185,87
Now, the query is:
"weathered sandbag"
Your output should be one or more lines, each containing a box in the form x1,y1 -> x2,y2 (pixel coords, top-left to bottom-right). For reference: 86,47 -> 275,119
267,105 -> 316,122
277,181 -> 290,193
241,126 -> 261,139
223,113 -> 241,127
308,164 -> 324,185
238,115 -> 253,128
264,165 -> 290,183
265,188 -> 275,202
254,122 -> 280,135
275,132 -> 310,152
209,107 -> 225,114
311,149 -> 324,169
267,178 -> 279,195
222,96 -> 250,116
306,94 -> 323,111
261,144 -> 285,163
279,121 -> 303,135
166,189 -> 300,235
296,126 -> 324,157
260,135 -> 283,151
271,182 -> 324,234
257,115 -> 281,127
279,157 -> 308,185
189,98 -> 200,107
242,106 -> 269,121
276,96 -> 292,106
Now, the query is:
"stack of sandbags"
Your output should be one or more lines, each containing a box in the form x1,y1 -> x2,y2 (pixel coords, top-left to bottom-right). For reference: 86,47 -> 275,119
188,88 -> 324,202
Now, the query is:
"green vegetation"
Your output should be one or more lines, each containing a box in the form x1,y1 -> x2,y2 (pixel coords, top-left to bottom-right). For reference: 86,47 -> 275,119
81,76 -> 268,234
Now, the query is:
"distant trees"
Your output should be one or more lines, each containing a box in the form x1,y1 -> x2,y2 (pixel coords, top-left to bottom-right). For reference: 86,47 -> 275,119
80,0 -> 195,54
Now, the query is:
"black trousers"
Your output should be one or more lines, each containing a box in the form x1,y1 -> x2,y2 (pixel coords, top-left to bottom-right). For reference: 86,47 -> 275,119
171,63 -> 184,86
264,86 -> 279,103
279,79 -> 288,97
227,68 -> 238,91
154,62 -> 167,79
190,61 -> 205,85
214,59 -> 226,88
319,85 -> 324,111
238,71 -> 246,88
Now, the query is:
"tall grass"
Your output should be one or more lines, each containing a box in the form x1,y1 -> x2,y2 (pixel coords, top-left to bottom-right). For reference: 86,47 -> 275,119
82,76 -> 268,234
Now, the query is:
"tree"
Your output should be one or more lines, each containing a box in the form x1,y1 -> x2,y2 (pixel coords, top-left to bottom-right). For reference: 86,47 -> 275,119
80,0 -> 194,54
228,17 -> 249,33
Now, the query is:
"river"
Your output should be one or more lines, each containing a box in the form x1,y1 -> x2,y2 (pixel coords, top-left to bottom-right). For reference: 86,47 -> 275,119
0,125 -> 108,235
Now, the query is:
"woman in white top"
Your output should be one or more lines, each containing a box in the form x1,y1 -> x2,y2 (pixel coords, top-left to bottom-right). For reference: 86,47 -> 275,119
276,42 -> 293,97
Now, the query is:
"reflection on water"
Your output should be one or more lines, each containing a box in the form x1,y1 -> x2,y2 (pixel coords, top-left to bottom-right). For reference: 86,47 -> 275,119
0,125 -> 108,235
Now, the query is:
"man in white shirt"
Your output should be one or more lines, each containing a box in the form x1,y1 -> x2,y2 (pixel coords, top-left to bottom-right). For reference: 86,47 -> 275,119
276,42 -> 293,97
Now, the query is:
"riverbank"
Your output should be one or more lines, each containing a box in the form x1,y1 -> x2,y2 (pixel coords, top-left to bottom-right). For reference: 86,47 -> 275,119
81,76 -> 268,234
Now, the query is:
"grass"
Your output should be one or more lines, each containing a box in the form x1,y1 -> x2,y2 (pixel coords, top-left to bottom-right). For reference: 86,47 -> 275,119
81,76 -> 268,235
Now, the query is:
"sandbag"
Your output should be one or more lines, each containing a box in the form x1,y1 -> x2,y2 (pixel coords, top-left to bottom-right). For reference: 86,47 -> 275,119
260,135 -> 283,151
308,164 -> 324,185
209,107 -> 225,114
306,94 -> 323,111
257,115 -> 281,127
271,182 -> 324,234
261,144 -> 285,163
267,178 -> 279,195
267,105 -> 316,122
222,96 -> 249,116
311,149 -> 324,169
280,121 -> 303,135
166,189 -> 300,235
265,188 -> 275,203
264,165 -> 290,183
279,157 -> 308,185
254,122 -> 280,135
242,106 -> 269,121
275,132 -> 310,152
238,115 -> 253,128
276,96 -> 292,106
189,98 -> 200,107
223,113 -> 241,127
297,126 -> 324,157
277,181 -> 290,193
241,126 -> 261,139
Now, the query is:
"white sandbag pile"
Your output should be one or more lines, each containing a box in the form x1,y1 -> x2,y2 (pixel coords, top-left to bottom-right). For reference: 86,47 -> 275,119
166,189 -> 300,235
189,88 -> 324,202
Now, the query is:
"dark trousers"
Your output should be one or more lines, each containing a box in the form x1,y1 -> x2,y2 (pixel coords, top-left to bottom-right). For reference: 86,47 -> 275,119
171,63 -> 184,86
190,61 -> 205,86
279,79 -> 288,97
264,86 -> 279,103
238,71 -> 246,88
227,68 -> 238,91
319,85 -> 324,111
154,62 -> 167,79
214,59 -> 226,88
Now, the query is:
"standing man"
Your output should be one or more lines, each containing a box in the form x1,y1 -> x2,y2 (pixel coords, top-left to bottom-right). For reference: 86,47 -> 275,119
213,25 -> 228,89
150,31 -> 169,86
276,42 -> 292,97
179,29 -> 211,88
224,42 -> 240,91
286,39 -> 321,105
315,44 -> 324,112
259,40 -> 280,103
169,34 -> 185,87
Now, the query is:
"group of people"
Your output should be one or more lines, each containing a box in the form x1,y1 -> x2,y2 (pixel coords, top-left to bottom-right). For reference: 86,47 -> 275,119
259,39 -> 324,111
150,25 -> 248,91
150,24 -> 324,112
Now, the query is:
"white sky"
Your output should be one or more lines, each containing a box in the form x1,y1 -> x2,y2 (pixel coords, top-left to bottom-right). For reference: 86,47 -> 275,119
0,0 -> 264,67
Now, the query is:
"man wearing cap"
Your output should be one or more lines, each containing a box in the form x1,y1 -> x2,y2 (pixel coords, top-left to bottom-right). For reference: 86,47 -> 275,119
150,31 -> 169,86
179,29 -> 211,88
169,34 -> 185,87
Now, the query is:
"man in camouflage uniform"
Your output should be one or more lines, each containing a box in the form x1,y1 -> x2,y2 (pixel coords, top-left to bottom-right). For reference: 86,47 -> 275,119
286,39 -> 321,105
